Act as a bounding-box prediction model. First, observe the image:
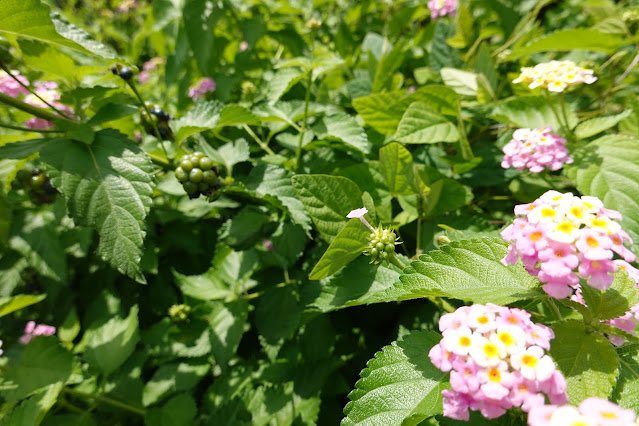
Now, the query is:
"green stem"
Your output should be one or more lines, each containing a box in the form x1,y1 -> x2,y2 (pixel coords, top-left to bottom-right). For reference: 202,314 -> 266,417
0,121 -> 62,133
146,152 -> 171,168
295,68 -> 312,172
428,296 -> 456,313
0,92 -> 73,124
543,90 -> 569,135
457,104 -> 473,160
389,256 -> 406,271
0,63 -> 75,120
544,298 -> 563,321
62,388 -> 145,416
558,93 -> 574,141
243,124 -> 275,155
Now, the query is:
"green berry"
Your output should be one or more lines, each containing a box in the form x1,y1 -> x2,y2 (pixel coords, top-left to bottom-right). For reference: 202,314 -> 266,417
16,168 -> 31,182
175,167 -> 188,182
183,181 -> 198,194
180,155 -> 190,163
199,156 -> 213,170
202,170 -> 218,185
192,151 -> 204,158
370,248 -> 378,256
198,182 -> 209,192
180,160 -> 193,172
385,244 -> 394,253
31,174 -> 45,189
189,168 -> 204,183
11,179 -> 21,190
376,242 -> 384,251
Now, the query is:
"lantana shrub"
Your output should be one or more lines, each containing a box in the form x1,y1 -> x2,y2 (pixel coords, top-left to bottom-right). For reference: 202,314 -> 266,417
2,0 -> 639,425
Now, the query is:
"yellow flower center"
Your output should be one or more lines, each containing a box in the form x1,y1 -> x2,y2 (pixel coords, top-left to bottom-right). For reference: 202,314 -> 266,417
522,354 -> 537,368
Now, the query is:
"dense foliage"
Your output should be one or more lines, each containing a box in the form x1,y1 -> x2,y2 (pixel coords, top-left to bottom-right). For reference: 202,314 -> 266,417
1,0 -> 639,425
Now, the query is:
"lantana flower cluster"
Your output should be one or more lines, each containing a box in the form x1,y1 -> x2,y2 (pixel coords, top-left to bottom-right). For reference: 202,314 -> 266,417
501,128 -> 573,173
428,0 -> 458,19
429,304 -> 567,421
528,398 -> 636,426
513,60 -> 597,92
501,191 -> 639,299
188,77 -> 216,101
19,321 -> 56,344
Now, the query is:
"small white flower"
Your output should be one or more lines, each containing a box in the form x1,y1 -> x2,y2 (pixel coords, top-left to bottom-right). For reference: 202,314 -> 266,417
346,207 -> 368,219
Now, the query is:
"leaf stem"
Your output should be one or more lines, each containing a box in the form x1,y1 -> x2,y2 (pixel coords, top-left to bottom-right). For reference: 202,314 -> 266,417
544,297 -> 563,321
389,256 -> 406,271
62,388 -> 145,416
0,92 -> 72,124
457,104 -> 473,160
0,121 -> 63,133
242,124 -> 275,155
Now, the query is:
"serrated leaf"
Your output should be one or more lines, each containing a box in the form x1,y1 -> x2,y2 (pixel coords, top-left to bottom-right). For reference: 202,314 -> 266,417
0,0 -> 115,58
145,394 -> 197,426
87,104 -> 139,126
0,294 -> 46,318
207,299 -> 248,369
183,0 -> 219,74
142,362 -> 209,407
612,344 -> 639,412
84,305 -> 140,375
378,238 -> 541,305
491,95 -> 578,130
171,99 -> 223,144
575,110 -> 633,139
313,113 -> 371,154
0,383 -> 62,426
430,20 -> 462,73
0,337 -> 73,401
40,130 -> 154,283
267,68 -> 304,103
395,103 -> 460,144
550,320 -> 619,403
292,175 -> 362,243
218,105 -> 260,127
440,68 -> 478,97
582,270 -> 639,321
565,135 -> 639,249
510,28 -> 627,59
379,142 -> 415,196
309,219 -> 370,280
206,139 -> 250,175
0,138 -> 53,159
342,330 -> 448,425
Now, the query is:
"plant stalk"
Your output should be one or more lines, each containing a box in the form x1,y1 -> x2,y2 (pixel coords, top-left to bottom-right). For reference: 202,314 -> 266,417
0,92 -> 72,124
62,388 -> 145,416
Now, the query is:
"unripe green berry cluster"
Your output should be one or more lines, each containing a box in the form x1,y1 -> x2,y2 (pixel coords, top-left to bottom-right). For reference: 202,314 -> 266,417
168,304 -> 191,323
175,152 -> 221,200
366,226 -> 399,265
140,103 -> 173,141
10,164 -> 58,205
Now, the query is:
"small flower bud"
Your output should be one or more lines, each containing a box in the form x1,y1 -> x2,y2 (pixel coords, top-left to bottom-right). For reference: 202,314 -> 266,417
168,304 -> 191,322
365,225 -> 400,265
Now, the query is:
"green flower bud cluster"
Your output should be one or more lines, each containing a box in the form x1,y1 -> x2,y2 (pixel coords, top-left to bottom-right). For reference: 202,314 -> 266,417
366,226 -> 400,265
10,164 -> 58,205
175,152 -> 222,200
140,103 -> 173,141
168,304 -> 191,323
623,9 -> 639,26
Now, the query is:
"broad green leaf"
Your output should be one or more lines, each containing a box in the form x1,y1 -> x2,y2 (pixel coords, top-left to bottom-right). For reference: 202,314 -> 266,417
292,175 -> 362,243
313,113 -> 371,154
267,68 -> 304,103
39,413 -> 97,426
40,130 -> 155,283
342,330 -> 448,425
574,110 -> 633,139
171,99 -> 223,144
0,337 -> 73,401
440,68 -> 478,97
0,383 -> 62,426
378,238 -> 541,305
217,105 -> 260,127
417,166 -> 473,216
183,0 -> 219,74
565,135 -> 639,248
372,40 -> 407,92
475,44 -> 498,91
510,28 -> 627,59
309,219 -> 370,280
142,362 -> 209,407
0,252 -> 28,297
550,320 -> 619,403
207,299 -> 249,368
447,3 -> 474,49
87,104 -> 139,126
145,394 -> 197,426
0,138 -> 54,159
582,270 -> 639,321
430,20 -> 462,73
491,95 -> 578,130
18,39 -> 76,79
0,294 -> 46,318
256,285 -> 302,349
379,142 -> 415,196
612,344 -> 639,412
142,319 -> 212,359
205,139 -> 249,175
395,103 -> 460,144
84,305 -> 140,375
0,0 -> 115,58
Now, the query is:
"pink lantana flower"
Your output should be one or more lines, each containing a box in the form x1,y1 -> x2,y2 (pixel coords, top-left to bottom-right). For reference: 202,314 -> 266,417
527,397 -> 636,426
20,321 -> 56,344
188,77 -> 216,101
502,128 -> 573,173
0,70 -> 30,97
428,0 -> 459,19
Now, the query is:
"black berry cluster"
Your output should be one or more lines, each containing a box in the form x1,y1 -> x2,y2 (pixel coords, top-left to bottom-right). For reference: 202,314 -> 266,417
175,152 -> 221,199
141,104 -> 173,141
10,164 -> 58,205
111,64 -> 134,80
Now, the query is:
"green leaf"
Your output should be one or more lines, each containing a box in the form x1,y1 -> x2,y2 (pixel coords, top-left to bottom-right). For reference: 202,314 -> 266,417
267,68 -> 304,103
417,166 -> 473,216
313,113 -> 371,154
0,384 -> 62,426
581,270 -> 639,321
342,330 -> 448,425
87,104 -> 139,126
612,344 -> 639,412
0,139 -> 53,159
0,337 -> 73,401
145,394 -> 197,426
0,294 -> 46,318
256,285 -> 302,349
142,362 -> 209,407
84,305 -> 140,375
309,219 -> 370,280
0,0 -> 115,58
292,175 -> 362,243
447,3 -> 474,49
550,320 -> 619,403
18,39 -> 76,80
565,135 -> 639,249
40,130 -> 155,283
381,238 -> 541,305
491,95 -> 578,130
430,20 -> 462,73
183,0 -> 219,74
207,299 -> 249,368
172,99 -> 223,144
440,68 -> 478,97
395,102 -> 460,144
205,139 -> 249,175
40,413 -> 97,426
379,142 -> 415,196
510,28 -> 627,59
218,105 -> 260,127
574,110 -> 633,139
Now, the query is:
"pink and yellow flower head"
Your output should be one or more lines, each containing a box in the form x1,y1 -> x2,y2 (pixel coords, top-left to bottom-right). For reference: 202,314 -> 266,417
429,304 -> 566,421
502,128 -> 573,173
513,60 -> 597,92
527,397 -> 636,426
428,0 -> 458,19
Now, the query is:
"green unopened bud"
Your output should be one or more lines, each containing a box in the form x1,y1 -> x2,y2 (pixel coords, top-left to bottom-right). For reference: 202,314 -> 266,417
168,304 -> 191,322
241,81 -> 257,98
435,235 -> 452,246
365,225 -> 400,265
305,18 -> 322,30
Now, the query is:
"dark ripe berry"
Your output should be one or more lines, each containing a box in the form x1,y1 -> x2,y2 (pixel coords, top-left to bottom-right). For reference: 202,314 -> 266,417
150,106 -> 170,122
180,160 -> 193,172
183,181 -> 198,194
189,168 -> 204,183
43,182 -> 57,195
119,66 -> 133,80
158,127 -> 169,140
111,65 -> 119,75
199,157 -> 213,171
175,167 -> 188,182
32,167 -> 41,176
31,174 -> 45,189
16,168 -> 31,182
11,179 -> 22,190
40,194 -> 55,204
198,182 -> 209,192
202,170 -> 217,185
